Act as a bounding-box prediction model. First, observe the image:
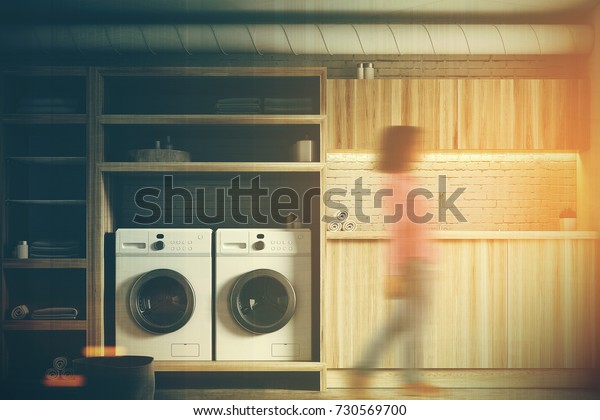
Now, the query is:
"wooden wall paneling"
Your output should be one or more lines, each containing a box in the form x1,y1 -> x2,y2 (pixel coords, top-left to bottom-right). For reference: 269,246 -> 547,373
519,80 -> 562,150
507,240 -> 596,368
324,239 -> 392,368
327,368 -> 598,390
325,239 -> 510,369
578,78 -> 591,150
327,78 -> 588,152
354,80 -> 394,150
400,79 -> 457,150
545,79 -> 589,150
457,79 -> 515,149
566,79 -> 590,150
436,79 -> 459,150
417,240 -> 508,368
566,239 -> 597,367
512,79 -> 587,150
542,80 -> 570,150
508,239 -> 561,367
326,80 -> 356,150
326,79 -> 458,151
326,80 -> 396,151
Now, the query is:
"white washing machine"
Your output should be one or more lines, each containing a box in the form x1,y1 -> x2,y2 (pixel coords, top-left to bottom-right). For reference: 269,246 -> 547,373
115,228 -> 212,361
215,228 -> 312,361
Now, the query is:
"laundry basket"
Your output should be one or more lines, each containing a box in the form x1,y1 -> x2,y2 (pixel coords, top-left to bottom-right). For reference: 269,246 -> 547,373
73,356 -> 154,399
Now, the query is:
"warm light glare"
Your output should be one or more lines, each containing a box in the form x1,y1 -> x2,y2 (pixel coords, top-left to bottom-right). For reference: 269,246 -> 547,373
43,374 -> 85,388
421,151 -> 578,161
83,345 -> 124,357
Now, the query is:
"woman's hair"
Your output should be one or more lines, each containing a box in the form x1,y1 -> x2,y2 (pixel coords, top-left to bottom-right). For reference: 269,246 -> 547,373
378,125 -> 422,173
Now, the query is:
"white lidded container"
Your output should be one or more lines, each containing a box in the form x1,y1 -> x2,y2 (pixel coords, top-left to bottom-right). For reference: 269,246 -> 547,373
293,139 -> 317,162
17,240 -> 28,259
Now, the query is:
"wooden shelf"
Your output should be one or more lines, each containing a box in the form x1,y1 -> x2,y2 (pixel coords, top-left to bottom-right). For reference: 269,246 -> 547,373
3,67 -> 88,77
0,114 -> 87,124
6,199 -> 86,206
99,114 -> 325,125
326,230 -> 600,240
2,320 -> 86,331
153,361 -> 325,373
2,258 -> 86,269
326,231 -> 390,240
97,66 -> 327,77
99,162 -> 323,173
8,157 -> 86,166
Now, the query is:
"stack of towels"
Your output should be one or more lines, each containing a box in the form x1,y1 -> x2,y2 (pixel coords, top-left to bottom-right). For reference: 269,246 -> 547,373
16,97 -> 78,114
215,97 -> 314,114
29,240 -> 81,258
11,304 -> 78,320
215,98 -> 261,114
31,307 -> 79,320
264,97 -> 313,114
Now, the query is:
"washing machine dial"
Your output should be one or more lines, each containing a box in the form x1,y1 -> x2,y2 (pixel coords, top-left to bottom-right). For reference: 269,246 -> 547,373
253,240 -> 265,251
154,240 -> 165,251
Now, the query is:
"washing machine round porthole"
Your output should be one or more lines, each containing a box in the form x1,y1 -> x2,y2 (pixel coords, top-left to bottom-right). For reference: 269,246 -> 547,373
129,269 -> 196,334
229,269 -> 296,334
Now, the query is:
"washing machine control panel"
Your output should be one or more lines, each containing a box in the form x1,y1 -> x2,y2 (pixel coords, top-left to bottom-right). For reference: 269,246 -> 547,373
265,238 -> 299,253
262,231 -> 310,254
161,232 -> 210,254
117,228 -> 212,256
218,229 -> 310,256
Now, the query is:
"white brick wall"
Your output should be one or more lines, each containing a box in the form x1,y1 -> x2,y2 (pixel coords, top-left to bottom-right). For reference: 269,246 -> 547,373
326,152 -> 577,231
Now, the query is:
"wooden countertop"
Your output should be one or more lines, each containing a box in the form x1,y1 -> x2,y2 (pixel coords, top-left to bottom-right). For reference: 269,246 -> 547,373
326,230 -> 599,240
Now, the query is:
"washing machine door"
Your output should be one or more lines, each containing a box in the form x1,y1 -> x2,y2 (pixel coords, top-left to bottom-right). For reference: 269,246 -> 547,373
129,269 -> 195,334
229,269 -> 296,334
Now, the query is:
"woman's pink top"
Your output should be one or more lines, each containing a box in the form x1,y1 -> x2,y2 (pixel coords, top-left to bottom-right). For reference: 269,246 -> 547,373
387,172 -> 433,275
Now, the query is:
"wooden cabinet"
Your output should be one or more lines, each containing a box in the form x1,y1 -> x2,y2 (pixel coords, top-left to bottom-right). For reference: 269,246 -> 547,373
325,236 -> 597,371
418,240 -> 508,368
325,239 -> 508,369
324,239 -> 390,368
0,67 -> 94,391
458,79 -> 589,150
512,79 -> 589,150
456,79 -> 516,149
507,240 -> 597,368
326,79 -> 457,150
327,78 -> 589,151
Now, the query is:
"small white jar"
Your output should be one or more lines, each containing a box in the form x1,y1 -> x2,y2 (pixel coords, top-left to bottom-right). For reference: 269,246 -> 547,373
363,62 -> 375,79
17,240 -> 28,259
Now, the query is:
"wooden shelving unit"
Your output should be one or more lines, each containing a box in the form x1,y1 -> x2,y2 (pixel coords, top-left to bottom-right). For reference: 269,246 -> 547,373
0,67 -> 93,391
92,67 -> 328,390
0,66 -> 328,392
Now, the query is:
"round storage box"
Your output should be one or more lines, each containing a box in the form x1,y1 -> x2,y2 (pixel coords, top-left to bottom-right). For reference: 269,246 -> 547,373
73,356 -> 155,400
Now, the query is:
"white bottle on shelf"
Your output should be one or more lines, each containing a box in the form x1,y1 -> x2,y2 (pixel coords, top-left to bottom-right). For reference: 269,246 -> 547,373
16,241 -> 28,259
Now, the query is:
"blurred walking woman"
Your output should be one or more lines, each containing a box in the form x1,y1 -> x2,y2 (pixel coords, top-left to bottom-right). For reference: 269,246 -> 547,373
354,125 -> 438,395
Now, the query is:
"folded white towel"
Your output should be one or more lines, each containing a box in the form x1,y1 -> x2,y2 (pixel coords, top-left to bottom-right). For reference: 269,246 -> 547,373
31,307 -> 78,320
11,304 -> 29,320
328,222 -> 342,232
